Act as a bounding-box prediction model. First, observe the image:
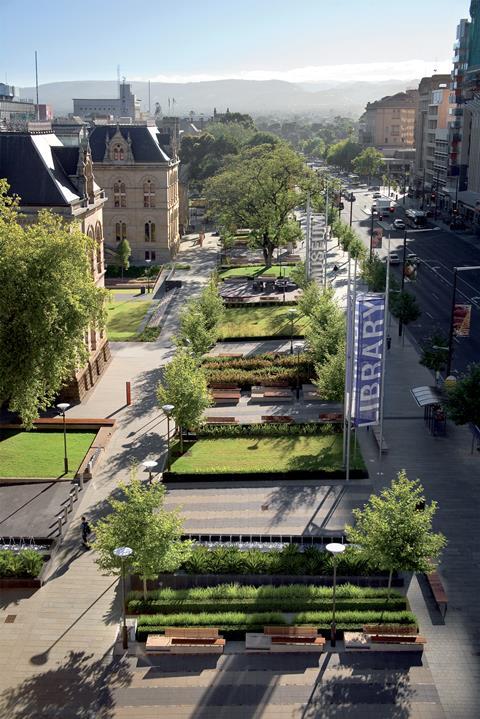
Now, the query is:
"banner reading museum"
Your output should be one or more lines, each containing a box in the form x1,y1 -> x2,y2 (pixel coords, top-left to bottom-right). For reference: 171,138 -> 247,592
350,293 -> 386,427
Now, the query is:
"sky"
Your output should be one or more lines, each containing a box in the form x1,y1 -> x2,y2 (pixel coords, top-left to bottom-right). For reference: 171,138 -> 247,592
0,0 -> 470,87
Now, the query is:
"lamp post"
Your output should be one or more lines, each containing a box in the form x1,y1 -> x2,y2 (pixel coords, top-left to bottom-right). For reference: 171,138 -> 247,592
398,229 -> 408,337
287,309 -> 297,354
162,404 -> 175,471
145,258 -> 152,293
326,542 -> 346,647
369,205 -> 375,258
447,266 -> 480,375
56,403 -> 70,474
113,546 -> 133,650
142,460 -> 158,483
294,342 -> 303,400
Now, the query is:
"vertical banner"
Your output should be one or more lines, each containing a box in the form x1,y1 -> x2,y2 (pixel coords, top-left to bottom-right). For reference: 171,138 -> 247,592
351,293 -> 385,427
372,228 -> 383,249
453,304 -> 471,337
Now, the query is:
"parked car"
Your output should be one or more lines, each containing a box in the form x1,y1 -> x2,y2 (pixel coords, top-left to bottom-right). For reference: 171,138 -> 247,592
387,252 -> 401,265
368,186 -> 380,192
407,252 -> 420,264
450,219 -> 466,230
393,219 -> 406,229
373,192 -> 382,199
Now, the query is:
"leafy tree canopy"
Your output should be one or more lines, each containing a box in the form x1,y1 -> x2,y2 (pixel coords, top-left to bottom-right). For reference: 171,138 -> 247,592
0,180 -> 106,427
420,330 -> 449,373
445,363 -> 480,426
325,139 -> 362,171
352,147 -> 384,180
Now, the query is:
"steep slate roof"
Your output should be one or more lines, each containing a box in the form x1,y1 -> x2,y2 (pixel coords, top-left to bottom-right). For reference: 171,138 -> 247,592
89,125 -> 171,163
0,132 -> 81,206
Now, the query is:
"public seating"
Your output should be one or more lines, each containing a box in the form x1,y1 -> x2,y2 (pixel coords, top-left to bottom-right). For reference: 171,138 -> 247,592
246,626 -> 325,653
344,624 -> 425,653
261,415 -> 293,423
205,417 -> 238,425
425,569 -> 448,617
250,386 -> 293,403
146,628 -> 225,654
211,388 -> 241,405
372,426 -> 389,453
318,412 -> 343,423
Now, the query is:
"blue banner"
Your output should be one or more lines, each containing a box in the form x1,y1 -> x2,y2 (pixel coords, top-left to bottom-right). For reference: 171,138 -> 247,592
351,294 -> 385,427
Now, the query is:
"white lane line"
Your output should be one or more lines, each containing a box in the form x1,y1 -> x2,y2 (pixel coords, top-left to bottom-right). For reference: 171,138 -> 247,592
426,311 -> 434,319
431,293 -> 440,300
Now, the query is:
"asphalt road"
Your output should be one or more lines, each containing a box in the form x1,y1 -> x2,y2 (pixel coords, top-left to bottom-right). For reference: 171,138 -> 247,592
341,189 -> 480,374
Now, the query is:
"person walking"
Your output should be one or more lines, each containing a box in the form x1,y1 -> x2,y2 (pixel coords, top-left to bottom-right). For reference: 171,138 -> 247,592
81,516 -> 92,549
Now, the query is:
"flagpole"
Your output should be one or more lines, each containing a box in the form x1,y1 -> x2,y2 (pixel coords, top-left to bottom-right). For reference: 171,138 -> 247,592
378,234 -> 390,460
342,252 -> 351,468
346,256 -> 358,482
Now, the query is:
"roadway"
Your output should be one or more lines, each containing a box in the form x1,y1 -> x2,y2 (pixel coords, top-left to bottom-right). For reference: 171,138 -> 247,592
341,188 -> 480,374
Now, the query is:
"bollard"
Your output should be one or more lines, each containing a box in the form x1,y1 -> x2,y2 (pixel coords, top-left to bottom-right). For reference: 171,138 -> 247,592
62,506 -> 68,524
68,491 -> 74,513
126,381 -> 132,406
72,484 -> 79,502
78,474 -> 84,490
57,516 -> 63,536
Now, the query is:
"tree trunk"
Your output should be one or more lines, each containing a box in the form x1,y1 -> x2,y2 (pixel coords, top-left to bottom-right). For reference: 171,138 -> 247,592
387,568 -> 393,601
121,264 -> 124,280
143,576 -> 147,600
262,233 -> 274,268
179,426 -> 183,453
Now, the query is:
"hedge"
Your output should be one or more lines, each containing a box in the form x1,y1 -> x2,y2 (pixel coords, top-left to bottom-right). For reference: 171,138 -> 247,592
198,423 -> 340,439
205,367 -> 312,390
202,354 -> 311,371
0,549 -> 44,578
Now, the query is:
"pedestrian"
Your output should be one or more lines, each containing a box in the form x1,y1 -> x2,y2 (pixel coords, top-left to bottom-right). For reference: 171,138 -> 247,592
81,515 -> 92,548
386,335 -> 392,351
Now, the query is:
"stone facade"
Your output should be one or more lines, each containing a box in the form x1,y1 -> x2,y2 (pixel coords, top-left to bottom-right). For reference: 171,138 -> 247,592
89,124 -> 180,264
361,91 -> 419,149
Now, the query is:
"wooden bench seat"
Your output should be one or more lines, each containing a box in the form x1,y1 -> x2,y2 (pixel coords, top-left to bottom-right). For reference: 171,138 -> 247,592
425,570 -> 448,617
372,426 -> 388,453
253,625 -> 325,653
215,353 -> 244,358
211,389 -> 241,405
261,415 -> 293,423
205,417 -> 238,424
319,412 -> 343,422
146,627 -> 225,655
344,630 -> 426,653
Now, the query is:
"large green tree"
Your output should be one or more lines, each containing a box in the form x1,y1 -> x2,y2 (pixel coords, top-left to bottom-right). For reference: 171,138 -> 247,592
157,349 -> 211,450
178,280 -> 224,355
445,363 -> 480,426
325,139 -> 362,171
0,181 -> 106,427
352,147 -> 384,182
93,477 -> 191,599
117,238 -> 131,279
420,330 -> 449,374
205,143 -> 308,266
346,471 -> 446,597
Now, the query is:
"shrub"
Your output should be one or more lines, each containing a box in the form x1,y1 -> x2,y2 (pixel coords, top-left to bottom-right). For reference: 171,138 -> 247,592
0,549 -> 44,578
106,264 -> 161,279
198,423 -> 339,439
296,610 -> 417,628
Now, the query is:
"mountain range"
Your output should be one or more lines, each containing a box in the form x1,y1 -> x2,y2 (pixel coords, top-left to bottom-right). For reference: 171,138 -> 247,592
19,79 -> 419,118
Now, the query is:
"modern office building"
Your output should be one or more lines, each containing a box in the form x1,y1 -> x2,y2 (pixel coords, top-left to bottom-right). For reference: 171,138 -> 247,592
73,82 -> 140,121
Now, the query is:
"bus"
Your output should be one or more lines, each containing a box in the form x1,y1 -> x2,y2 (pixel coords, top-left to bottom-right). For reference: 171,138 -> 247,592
348,174 -> 360,187
405,209 -> 427,227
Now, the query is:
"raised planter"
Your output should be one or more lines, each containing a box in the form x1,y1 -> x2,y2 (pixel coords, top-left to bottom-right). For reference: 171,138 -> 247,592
163,468 -> 369,483
218,333 -> 305,343
131,573 -> 402,592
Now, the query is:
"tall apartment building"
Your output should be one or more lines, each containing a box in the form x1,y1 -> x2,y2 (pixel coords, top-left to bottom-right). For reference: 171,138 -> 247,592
73,82 -> 140,121
360,90 -> 418,148
414,75 -> 452,191
448,18 -> 471,193
0,131 -> 109,401
88,123 -> 180,263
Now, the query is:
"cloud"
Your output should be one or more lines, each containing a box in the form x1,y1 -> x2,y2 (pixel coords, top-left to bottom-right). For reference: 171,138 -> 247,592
143,59 -> 451,85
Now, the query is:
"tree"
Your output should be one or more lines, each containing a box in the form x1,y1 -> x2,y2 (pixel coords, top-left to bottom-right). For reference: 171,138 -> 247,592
314,345 -> 345,401
205,143 -> 309,266
445,363 -> 480,427
390,291 -> 421,343
362,255 -> 387,292
325,139 -> 362,171
157,349 -> 211,451
117,239 -> 131,279
420,330 -> 449,374
178,280 -> 224,354
93,477 -> 191,599
0,181 -> 106,427
352,147 -> 384,183
303,287 -> 345,366
289,261 -> 308,289
245,131 -> 279,149
345,471 -> 446,597
197,279 -> 225,334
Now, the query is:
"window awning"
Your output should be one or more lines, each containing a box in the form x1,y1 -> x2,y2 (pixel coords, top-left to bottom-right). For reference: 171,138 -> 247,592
411,386 -> 443,407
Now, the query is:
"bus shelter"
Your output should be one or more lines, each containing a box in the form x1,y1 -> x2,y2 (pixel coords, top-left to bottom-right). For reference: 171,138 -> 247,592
411,386 -> 447,436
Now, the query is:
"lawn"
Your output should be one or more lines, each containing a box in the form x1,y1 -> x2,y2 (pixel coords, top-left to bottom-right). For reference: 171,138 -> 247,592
107,296 -> 153,341
219,264 -> 296,280
218,306 -> 309,339
170,436 -> 365,474
0,430 -> 97,480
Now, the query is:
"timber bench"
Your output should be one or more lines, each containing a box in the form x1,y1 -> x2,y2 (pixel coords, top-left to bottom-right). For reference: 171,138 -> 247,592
372,426 -> 389,453
246,626 -> 325,653
345,625 -> 426,652
319,412 -> 344,423
211,389 -> 241,405
205,417 -> 238,425
425,569 -> 448,617
146,628 -> 225,655
261,415 -> 293,423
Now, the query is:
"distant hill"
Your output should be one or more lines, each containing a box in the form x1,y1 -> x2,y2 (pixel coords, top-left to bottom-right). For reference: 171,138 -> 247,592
20,78 -> 420,118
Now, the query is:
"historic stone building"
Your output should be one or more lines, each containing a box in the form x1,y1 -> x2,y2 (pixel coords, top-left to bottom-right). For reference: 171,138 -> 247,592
89,124 -> 180,264
0,130 -> 110,402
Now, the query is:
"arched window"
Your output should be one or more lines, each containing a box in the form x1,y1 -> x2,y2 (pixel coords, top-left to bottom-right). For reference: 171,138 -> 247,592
113,181 -> 126,208
115,222 -> 127,242
113,144 -> 124,161
145,221 -> 156,243
143,179 -> 155,208
87,226 -> 95,273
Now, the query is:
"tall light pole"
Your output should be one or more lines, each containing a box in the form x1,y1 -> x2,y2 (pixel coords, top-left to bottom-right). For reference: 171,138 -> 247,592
294,342 -> 303,400
113,546 -> 133,650
287,309 -> 297,354
162,404 -> 175,471
447,266 -> 480,375
326,542 -> 346,647
145,258 -> 152,293
369,205 -> 375,258
57,403 -> 70,475
398,229 -> 408,338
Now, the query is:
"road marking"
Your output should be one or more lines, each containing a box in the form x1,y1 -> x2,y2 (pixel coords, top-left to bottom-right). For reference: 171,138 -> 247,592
426,312 -> 434,319
431,292 -> 440,300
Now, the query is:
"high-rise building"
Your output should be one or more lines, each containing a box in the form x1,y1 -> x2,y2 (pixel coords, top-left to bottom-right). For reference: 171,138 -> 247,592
414,75 -> 452,193
360,90 -> 418,149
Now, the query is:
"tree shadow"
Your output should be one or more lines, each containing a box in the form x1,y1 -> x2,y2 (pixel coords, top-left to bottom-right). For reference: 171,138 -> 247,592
0,651 -> 132,719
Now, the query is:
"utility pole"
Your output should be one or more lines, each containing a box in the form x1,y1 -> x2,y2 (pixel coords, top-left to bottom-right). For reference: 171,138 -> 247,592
398,230 -> 408,337
349,195 -> 353,226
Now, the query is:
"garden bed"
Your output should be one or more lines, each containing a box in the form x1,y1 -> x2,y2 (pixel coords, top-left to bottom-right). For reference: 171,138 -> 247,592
202,354 -> 314,390
218,306 -> 308,340
0,548 -> 49,588
107,296 -> 153,341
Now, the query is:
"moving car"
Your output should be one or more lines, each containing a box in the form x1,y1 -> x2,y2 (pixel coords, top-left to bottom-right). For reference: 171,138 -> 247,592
393,219 -> 406,229
373,192 -> 382,198
387,252 -> 401,265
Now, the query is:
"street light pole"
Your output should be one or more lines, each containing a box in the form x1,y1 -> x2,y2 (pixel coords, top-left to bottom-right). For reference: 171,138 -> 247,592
288,309 -> 297,354
57,403 -> 70,475
349,196 -> 353,227
145,258 -> 151,293
294,342 -> 302,400
370,206 -> 374,258
398,230 -> 408,337
326,542 -> 346,647
162,404 -> 175,471
113,546 -> 133,650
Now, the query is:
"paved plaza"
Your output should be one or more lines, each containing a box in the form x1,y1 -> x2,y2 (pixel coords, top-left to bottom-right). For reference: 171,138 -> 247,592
1,233 -> 480,717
